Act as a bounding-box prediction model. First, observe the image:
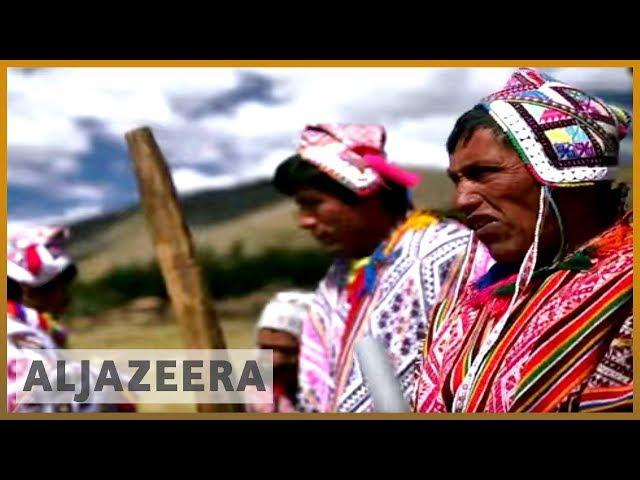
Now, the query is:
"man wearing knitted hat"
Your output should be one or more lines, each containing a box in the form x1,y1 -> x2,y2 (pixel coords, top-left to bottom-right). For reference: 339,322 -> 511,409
273,124 -> 487,412
414,68 -> 633,412
247,291 -> 315,412
7,226 -> 77,348
7,225 -> 138,413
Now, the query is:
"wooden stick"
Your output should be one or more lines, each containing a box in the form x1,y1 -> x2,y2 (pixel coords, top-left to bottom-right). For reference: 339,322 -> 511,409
125,126 -> 237,413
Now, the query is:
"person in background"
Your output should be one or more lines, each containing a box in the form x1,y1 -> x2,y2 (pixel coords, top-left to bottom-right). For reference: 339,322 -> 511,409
247,291 -> 315,412
7,226 -> 75,347
7,225 -> 136,412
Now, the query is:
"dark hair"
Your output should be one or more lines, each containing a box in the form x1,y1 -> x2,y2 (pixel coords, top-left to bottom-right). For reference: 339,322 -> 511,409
598,182 -> 629,221
273,154 -> 410,218
34,264 -> 78,293
57,264 -> 78,284
446,105 -> 510,154
560,181 -> 630,224
7,277 -> 22,302
273,154 -> 360,204
379,181 -> 412,219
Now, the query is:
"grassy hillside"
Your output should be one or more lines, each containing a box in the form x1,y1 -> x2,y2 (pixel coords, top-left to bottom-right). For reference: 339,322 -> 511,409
69,168 -> 458,280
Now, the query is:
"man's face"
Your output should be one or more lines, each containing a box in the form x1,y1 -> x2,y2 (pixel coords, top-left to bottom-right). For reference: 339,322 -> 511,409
257,328 -> 299,390
293,187 -> 382,258
448,128 -> 549,264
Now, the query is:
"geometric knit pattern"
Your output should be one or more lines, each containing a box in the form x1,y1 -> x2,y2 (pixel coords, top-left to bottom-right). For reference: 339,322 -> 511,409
297,217 -> 482,412
481,68 -> 631,186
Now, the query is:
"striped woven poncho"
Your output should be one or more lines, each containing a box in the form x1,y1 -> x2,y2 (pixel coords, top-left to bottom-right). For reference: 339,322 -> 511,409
414,212 -> 633,413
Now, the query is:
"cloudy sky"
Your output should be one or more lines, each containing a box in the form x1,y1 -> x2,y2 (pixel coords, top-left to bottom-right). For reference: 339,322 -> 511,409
8,67 -> 633,228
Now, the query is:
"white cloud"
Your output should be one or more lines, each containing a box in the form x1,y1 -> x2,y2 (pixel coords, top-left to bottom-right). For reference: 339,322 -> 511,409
545,68 -> 632,92
8,165 -> 51,188
171,168 -> 237,195
8,205 -> 106,232
62,184 -> 108,201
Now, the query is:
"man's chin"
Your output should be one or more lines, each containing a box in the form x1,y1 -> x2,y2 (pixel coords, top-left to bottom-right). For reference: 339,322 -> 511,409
486,242 -> 527,265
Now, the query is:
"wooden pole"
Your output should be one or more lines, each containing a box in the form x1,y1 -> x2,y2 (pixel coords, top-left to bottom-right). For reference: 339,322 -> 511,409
125,126 -> 236,413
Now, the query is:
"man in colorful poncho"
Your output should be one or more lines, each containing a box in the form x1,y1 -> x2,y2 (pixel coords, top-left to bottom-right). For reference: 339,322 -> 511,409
273,124 -> 488,412
7,226 -> 136,412
414,68 -> 633,412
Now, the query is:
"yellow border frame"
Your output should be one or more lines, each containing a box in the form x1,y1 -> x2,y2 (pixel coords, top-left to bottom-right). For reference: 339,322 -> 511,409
1,59 -> 637,420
